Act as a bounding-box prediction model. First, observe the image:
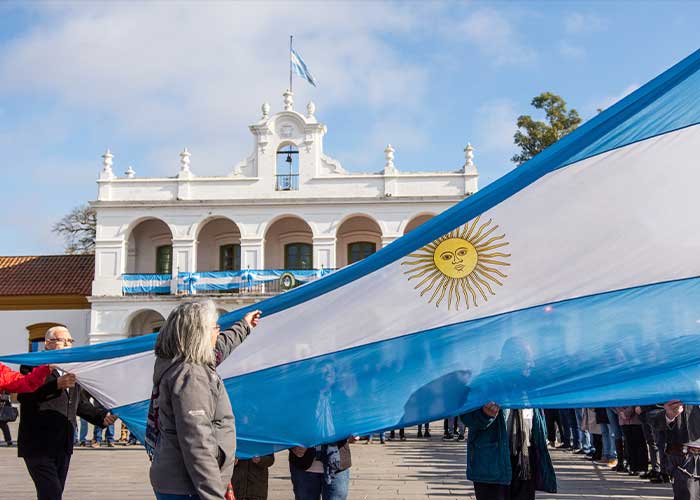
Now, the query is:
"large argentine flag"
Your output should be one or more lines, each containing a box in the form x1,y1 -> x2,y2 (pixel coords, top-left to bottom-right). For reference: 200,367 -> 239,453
4,50 -> 700,458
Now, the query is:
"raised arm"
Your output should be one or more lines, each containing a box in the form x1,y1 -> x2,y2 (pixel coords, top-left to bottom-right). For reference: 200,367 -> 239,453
215,310 -> 261,364
0,363 -> 51,394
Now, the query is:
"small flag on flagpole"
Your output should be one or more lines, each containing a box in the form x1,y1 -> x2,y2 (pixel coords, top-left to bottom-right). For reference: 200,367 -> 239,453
291,47 -> 317,87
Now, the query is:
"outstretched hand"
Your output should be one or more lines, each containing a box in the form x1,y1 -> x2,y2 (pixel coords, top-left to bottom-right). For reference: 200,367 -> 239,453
244,310 -> 262,329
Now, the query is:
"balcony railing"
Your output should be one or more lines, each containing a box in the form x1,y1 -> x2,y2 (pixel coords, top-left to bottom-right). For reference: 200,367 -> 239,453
275,173 -> 299,191
121,269 -> 334,296
177,269 -> 333,295
122,273 -> 172,295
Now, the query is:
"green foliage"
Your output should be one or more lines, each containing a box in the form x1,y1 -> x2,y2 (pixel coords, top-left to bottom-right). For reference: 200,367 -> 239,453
52,204 -> 96,254
512,92 -> 582,165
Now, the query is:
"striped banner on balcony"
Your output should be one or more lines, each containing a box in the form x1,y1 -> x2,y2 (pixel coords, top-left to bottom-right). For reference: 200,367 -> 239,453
122,274 -> 172,295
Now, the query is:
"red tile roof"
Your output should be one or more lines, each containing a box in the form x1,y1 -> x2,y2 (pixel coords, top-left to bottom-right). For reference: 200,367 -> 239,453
0,255 -> 94,296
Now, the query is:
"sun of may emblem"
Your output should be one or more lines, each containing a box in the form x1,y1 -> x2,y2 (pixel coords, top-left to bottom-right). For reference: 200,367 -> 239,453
401,216 -> 510,310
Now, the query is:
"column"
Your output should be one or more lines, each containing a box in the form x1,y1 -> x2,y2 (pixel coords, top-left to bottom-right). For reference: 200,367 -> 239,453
313,236 -> 337,269
171,238 -> 196,294
91,239 -> 125,296
240,237 -> 265,270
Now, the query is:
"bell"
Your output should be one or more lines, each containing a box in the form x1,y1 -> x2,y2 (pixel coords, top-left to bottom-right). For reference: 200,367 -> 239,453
285,152 -> 293,164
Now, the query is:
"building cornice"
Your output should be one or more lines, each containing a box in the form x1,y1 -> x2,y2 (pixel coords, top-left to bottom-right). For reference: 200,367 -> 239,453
96,172 -> 477,184
91,195 -> 467,209
0,295 -> 90,311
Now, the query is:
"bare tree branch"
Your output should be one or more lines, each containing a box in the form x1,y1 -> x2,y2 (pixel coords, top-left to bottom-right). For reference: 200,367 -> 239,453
52,204 -> 96,254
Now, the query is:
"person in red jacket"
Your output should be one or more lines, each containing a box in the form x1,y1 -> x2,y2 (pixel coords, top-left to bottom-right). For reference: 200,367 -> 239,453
0,363 -> 74,394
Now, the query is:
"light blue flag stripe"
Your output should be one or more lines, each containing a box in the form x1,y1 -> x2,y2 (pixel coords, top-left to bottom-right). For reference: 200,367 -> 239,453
291,48 -> 317,87
113,275 -> 700,457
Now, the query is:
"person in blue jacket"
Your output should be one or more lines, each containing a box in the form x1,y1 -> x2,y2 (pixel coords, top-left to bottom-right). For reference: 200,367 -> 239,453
461,402 -> 556,500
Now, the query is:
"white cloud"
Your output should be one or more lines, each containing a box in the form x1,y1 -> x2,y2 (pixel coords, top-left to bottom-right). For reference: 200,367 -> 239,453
564,12 -> 606,35
471,98 -> 519,155
458,9 -> 536,66
0,2 -> 429,176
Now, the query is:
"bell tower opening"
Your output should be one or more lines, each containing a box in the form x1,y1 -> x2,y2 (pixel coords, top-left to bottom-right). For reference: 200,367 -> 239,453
276,144 -> 299,191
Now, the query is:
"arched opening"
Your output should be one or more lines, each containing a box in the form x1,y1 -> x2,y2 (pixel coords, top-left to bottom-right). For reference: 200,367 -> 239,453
126,218 -> 173,274
264,216 -> 313,269
26,322 -> 65,352
276,143 -> 299,191
196,218 -> 242,272
127,309 -> 166,337
336,215 -> 382,268
404,214 -> 435,235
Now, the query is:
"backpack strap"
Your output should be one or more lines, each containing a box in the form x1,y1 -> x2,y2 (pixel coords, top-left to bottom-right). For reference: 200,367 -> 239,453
144,361 -> 180,460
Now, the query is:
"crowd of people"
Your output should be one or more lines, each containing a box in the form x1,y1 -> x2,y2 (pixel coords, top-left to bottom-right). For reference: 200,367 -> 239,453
0,303 -> 698,500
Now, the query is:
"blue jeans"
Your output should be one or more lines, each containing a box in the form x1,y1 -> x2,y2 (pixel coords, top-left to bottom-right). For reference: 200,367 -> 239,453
290,466 -> 349,500
94,423 -> 115,443
79,418 -> 89,443
154,493 -> 199,500
600,423 -> 617,460
605,408 -> 622,439
574,408 -> 592,452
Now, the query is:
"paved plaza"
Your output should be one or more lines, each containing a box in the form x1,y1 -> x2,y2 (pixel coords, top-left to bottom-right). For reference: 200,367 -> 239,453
0,424 -> 674,500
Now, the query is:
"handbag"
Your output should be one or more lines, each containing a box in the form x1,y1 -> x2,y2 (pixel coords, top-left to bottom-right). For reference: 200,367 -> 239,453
0,397 -> 18,423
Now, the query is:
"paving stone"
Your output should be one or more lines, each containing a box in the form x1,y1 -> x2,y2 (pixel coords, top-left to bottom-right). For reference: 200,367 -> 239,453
0,425 -> 674,499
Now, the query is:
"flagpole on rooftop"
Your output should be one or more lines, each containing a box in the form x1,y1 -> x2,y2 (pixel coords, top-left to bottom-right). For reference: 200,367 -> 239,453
289,35 -> 293,93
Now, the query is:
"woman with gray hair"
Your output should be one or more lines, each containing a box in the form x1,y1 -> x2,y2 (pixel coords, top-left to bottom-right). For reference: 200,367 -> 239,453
148,300 -> 261,500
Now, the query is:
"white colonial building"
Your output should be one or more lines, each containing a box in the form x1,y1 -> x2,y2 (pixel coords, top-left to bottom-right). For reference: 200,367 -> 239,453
88,90 -> 479,343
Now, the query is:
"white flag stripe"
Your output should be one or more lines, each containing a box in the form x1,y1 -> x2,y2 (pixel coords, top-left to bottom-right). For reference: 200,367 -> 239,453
217,124 -> 700,379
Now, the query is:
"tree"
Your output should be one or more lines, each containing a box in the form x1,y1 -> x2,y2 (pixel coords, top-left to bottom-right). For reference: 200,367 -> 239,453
511,92 -> 582,165
53,204 -> 96,254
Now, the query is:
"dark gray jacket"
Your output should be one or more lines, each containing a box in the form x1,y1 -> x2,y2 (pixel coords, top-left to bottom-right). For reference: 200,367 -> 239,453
149,321 -> 250,500
17,367 -> 106,458
654,404 -> 700,446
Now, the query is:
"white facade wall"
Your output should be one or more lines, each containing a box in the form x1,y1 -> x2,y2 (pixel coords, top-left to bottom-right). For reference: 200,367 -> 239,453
89,92 -> 479,342
0,309 -> 91,357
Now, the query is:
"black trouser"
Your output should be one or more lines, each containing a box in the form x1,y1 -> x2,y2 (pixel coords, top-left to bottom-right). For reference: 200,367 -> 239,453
389,428 -> 404,439
621,425 -> 648,472
474,482 -> 508,500
640,418 -> 660,472
23,453 -> 71,500
544,409 -> 563,444
591,433 -> 603,460
558,409 -> 580,448
0,421 -> 11,443
473,447 -> 536,500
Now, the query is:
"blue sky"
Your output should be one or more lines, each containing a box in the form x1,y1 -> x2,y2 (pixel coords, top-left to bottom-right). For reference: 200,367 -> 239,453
1,1 -> 698,255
